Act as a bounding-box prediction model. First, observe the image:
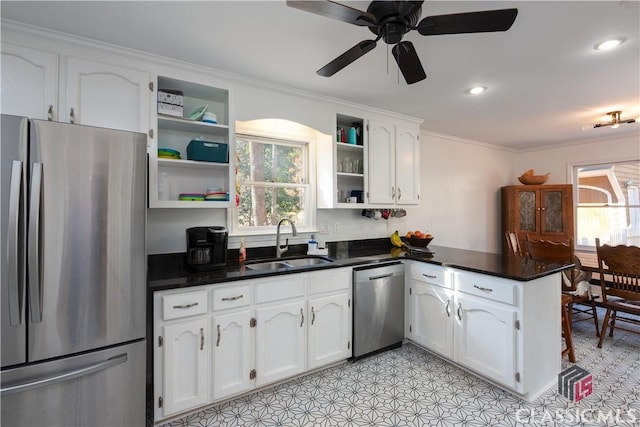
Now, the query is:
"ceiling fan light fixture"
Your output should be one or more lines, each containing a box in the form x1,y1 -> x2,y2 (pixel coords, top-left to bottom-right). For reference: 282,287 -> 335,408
469,86 -> 487,95
594,38 -> 626,51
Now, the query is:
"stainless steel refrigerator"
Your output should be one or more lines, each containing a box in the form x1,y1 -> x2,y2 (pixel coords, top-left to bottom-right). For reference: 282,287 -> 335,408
1,115 -> 147,426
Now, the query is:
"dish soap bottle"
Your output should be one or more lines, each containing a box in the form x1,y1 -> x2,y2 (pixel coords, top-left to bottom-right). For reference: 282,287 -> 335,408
307,234 -> 318,254
239,238 -> 246,263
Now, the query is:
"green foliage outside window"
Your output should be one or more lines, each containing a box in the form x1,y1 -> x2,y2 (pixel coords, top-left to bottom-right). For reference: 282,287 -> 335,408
236,137 -> 307,228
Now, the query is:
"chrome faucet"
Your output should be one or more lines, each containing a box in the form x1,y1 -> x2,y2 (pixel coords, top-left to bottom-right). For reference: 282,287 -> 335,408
276,218 -> 298,258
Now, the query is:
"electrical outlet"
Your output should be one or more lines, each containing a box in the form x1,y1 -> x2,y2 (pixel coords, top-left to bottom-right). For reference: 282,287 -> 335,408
319,223 -> 329,234
333,223 -> 339,233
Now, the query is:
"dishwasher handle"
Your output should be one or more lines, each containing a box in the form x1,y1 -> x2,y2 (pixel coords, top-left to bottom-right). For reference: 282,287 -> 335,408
368,273 -> 393,281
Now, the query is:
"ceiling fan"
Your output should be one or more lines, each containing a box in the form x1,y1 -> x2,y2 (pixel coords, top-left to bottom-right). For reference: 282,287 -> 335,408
286,1 -> 518,84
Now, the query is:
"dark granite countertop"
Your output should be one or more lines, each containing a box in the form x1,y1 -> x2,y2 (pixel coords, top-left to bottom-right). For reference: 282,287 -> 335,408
148,239 -> 572,292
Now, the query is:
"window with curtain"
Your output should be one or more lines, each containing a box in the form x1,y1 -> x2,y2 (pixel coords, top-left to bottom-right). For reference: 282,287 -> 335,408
233,134 -> 310,233
575,161 -> 640,249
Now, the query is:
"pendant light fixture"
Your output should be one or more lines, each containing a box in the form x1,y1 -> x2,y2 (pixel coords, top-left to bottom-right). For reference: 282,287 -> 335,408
593,111 -> 637,129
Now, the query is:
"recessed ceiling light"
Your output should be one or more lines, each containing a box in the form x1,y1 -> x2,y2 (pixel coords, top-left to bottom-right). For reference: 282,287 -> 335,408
594,38 -> 626,51
469,86 -> 487,95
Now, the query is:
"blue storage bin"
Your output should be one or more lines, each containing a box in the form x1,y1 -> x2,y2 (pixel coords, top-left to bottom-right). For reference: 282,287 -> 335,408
186,139 -> 229,163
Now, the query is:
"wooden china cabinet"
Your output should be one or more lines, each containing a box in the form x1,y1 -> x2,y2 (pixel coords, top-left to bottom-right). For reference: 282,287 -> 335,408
501,184 -> 574,254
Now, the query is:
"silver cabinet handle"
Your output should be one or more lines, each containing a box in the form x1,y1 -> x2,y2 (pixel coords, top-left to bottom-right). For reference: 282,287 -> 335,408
457,303 -> 462,321
422,274 -> 437,279
1,353 -> 127,396
300,308 -> 304,327
445,299 -> 451,317
47,105 -> 53,121
216,324 -> 221,347
173,302 -> 198,309
222,295 -> 244,301
311,307 -> 316,325
473,285 -> 493,293
397,187 -> 402,200
7,161 -> 22,326
200,327 -> 204,350
69,108 -> 75,124
391,187 -> 396,198
28,163 -> 43,323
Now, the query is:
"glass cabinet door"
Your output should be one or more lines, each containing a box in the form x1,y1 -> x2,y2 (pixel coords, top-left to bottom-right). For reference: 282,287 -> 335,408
542,190 -> 564,233
518,190 -> 537,232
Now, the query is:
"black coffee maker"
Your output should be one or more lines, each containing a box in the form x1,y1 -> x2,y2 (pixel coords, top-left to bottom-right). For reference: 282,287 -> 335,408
186,226 -> 228,270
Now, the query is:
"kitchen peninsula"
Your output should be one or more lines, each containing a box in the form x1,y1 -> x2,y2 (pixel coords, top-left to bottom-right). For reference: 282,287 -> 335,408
148,240 -> 568,423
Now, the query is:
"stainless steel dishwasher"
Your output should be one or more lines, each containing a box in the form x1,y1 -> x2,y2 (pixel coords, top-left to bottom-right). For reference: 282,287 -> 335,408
353,262 -> 405,358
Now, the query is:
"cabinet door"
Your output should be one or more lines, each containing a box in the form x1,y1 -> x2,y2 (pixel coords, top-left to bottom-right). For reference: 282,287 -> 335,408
540,187 -> 572,237
64,57 -> 150,133
1,43 -> 58,120
395,126 -> 420,205
517,188 -> 539,234
409,281 -> 454,358
255,301 -> 306,387
454,293 -> 517,389
162,318 -> 209,416
367,119 -> 395,204
308,293 -> 350,369
212,311 -> 252,401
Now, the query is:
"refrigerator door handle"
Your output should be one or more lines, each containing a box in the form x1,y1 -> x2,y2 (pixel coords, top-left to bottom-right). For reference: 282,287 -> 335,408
7,160 -> 23,326
28,162 -> 43,323
0,353 -> 127,396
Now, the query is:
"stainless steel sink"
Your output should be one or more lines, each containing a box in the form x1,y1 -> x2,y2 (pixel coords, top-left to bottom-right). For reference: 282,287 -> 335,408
245,256 -> 333,271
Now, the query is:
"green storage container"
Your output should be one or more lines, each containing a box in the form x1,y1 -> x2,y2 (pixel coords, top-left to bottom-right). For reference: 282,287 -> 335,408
186,139 -> 229,163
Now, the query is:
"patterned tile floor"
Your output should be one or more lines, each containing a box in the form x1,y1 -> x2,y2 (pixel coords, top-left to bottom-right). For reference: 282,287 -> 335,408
162,312 -> 640,427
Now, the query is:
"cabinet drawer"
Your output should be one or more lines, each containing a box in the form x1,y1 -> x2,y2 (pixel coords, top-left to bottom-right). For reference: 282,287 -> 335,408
255,276 -> 305,304
212,285 -> 251,311
308,269 -> 351,295
162,290 -> 208,320
410,263 -> 448,288
455,270 -> 516,305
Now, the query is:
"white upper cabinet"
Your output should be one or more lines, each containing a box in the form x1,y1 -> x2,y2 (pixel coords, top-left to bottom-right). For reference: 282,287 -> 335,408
317,111 -> 421,209
1,43 -> 58,120
0,43 -> 151,134
63,57 -> 151,133
367,119 -> 396,205
394,126 -> 420,205
368,120 -> 420,206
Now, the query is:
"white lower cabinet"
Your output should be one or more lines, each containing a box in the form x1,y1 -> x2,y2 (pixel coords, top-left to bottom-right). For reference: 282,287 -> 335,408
153,267 -> 352,423
454,292 -> 517,389
161,318 -> 210,416
410,281 -> 453,358
308,293 -> 351,369
406,261 -> 560,401
255,300 -> 306,386
212,310 -> 252,400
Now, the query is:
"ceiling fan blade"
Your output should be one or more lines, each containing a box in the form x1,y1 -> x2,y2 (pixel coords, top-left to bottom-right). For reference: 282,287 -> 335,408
417,8 -> 518,36
317,40 -> 377,77
392,41 -> 426,84
286,0 -> 376,26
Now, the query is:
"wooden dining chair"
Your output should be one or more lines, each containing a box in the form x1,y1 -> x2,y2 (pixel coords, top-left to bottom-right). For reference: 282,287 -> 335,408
505,231 -> 521,256
561,293 -> 576,362
595,238 -> 640,348
523,236 -> 600,337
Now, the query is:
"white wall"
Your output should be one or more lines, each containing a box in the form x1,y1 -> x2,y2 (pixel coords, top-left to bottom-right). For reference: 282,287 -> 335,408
513,132 -> 640,184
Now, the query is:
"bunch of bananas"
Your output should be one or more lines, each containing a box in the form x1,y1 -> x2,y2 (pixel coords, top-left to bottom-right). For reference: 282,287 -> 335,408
390,230 -> 404,248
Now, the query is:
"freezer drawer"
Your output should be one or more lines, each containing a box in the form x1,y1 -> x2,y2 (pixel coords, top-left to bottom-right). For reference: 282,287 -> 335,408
1,339 -> 146,427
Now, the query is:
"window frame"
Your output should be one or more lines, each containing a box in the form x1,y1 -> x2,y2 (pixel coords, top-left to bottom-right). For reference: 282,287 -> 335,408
571,159 -> 640,251
229,122 -> 317,237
